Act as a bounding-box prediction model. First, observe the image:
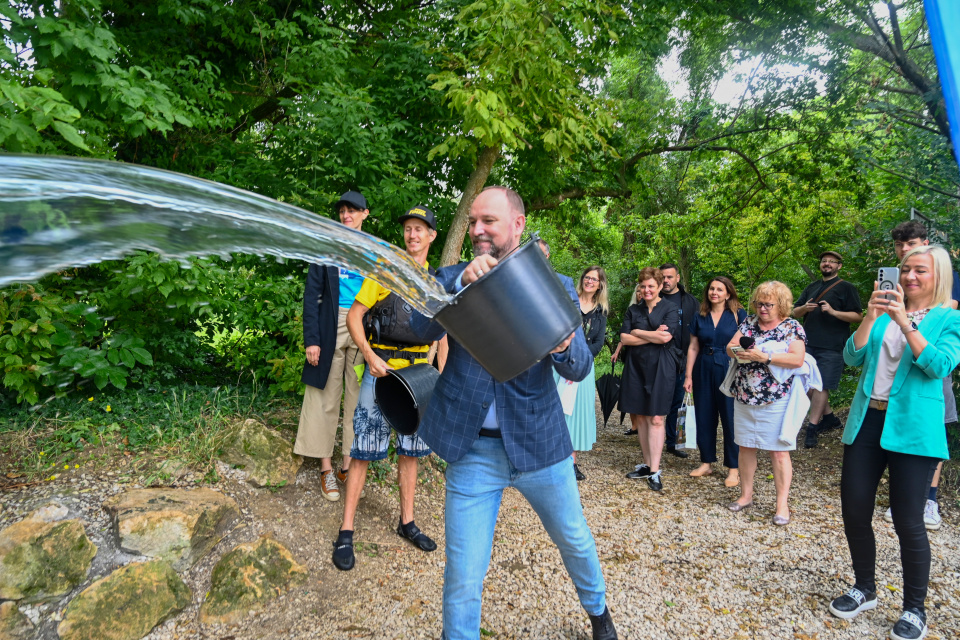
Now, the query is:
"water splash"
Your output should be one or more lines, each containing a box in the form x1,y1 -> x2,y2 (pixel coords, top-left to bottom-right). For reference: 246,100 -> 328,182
0,154 -> 451,315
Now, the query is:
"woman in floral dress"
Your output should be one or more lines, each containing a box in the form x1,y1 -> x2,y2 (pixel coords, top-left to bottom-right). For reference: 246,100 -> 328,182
725,281 -> 806,525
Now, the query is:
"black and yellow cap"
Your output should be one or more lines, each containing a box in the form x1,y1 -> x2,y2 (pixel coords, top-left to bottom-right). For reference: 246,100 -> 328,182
398,205 -> 437,230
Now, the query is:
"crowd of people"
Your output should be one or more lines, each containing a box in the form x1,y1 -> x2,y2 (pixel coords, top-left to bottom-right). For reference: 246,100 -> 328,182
295,190 -> 959,640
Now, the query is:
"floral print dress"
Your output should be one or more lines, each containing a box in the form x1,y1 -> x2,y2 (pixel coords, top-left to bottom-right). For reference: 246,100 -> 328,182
731,317 -> 807,406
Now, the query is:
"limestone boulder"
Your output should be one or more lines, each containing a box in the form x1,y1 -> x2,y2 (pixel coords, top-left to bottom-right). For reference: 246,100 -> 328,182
0,514 -> 96,602
200,537 -> 307,625
0,602 -> 33,640
57,560 -> 190,640
219,418 -> 301,487
103,488 -> 239,571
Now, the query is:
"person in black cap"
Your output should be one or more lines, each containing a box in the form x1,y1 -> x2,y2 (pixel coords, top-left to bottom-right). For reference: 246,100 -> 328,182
294,191 -> 370,502
331,205 -> 445,570
793,250 -> 863,448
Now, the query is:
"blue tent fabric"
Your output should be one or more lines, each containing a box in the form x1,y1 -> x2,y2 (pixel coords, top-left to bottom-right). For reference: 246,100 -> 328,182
926,0 -> 960,167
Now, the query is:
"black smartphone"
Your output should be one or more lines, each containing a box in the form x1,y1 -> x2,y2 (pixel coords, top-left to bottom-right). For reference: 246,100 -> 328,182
878,267 -> 899,301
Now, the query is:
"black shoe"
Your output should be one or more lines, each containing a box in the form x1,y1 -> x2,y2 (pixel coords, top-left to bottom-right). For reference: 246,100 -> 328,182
623,428 -> 637,436
647,471 -> 663,491
397,520 -> 437,552
890,607 -> 927,640
821,413 -> 842,431
625,464 -> 652,480
804,424 -> 819,448
589,606 -> 618,640
828,586 -> 877,619
332,531 -> 355,571
574,464 -> 586,481
666,445 -> 689,458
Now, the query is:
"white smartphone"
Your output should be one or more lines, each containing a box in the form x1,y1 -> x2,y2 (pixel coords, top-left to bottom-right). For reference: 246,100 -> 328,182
878,267 -> 899,301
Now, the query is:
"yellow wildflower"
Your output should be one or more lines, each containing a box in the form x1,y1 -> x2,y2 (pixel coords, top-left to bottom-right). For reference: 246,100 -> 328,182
64,464 -> 69,470
74,464 -> 80,469
88,397 -> 94,401
105,405 -> 112,412
38,451 -> 45,456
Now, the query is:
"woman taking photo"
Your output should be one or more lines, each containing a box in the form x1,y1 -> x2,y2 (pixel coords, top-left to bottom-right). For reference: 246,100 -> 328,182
619,267 -> 680,491
684,277 -> 747,487
558,266 -> 609,481
725,281 -> 806,525
828,245 -> 960,640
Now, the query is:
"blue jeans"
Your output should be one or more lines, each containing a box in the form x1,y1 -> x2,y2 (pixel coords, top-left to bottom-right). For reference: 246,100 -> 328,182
441,436 -> 607,640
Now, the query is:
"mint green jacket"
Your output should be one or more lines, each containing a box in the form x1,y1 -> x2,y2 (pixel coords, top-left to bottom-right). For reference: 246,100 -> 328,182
842,307 -> 960,460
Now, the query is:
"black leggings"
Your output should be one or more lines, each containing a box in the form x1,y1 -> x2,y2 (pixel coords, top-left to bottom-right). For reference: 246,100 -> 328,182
840,408 -> 939,611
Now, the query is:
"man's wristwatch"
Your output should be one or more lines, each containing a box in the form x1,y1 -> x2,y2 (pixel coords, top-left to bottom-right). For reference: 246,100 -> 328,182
901,321 -> 919,335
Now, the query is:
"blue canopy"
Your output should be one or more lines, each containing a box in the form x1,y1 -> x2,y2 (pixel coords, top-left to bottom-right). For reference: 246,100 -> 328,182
926,0 -> 960,167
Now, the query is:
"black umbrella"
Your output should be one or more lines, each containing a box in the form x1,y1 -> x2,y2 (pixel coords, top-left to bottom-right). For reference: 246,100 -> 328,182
595,372 -> 621,426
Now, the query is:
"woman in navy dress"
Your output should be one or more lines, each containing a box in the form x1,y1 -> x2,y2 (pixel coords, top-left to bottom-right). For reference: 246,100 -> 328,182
683,277 -> 747,487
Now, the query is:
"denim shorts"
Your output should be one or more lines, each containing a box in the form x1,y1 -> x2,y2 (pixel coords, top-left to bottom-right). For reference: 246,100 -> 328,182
350,368 -> 432,460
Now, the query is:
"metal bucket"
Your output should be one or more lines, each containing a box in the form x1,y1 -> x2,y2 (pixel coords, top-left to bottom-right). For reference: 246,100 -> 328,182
434,235 -> 580,382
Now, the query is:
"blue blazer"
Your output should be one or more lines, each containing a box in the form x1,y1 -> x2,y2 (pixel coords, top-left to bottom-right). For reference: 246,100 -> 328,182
300,264 -> 339,389
412,264 -> 592,472
843,306 -> 960,460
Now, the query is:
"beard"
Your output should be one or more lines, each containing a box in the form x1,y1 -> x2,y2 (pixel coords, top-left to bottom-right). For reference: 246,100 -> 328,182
820,266 -> 836,277
472,235 -> 509,259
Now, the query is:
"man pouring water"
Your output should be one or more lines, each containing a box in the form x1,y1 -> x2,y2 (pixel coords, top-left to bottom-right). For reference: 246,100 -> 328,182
412,186 -> 618,640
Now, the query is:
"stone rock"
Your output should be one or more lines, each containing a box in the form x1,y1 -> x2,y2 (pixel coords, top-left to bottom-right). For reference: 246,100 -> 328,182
200,537 -> 307,625
0,602 -> 33,640
219,418 -> 301,487
103,488 -> 239,571
155,458 -> 191,482
0,514 -> 96,602
57,560 -> 190,640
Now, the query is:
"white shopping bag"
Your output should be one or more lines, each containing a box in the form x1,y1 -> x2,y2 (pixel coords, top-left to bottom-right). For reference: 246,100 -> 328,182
678,392 -> 697,450
557,377 -> 578,416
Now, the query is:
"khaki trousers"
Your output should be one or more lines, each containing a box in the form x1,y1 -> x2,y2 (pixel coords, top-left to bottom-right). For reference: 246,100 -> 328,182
294,307 -> 362,459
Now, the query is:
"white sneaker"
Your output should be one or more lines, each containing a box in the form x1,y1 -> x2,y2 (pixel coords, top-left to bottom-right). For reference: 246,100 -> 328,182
923,499 -> 942,531
883,507 -> 893,523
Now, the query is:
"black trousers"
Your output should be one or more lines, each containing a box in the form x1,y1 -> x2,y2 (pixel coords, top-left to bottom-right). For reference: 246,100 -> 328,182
840,408 -> 939,611
664,359 -> 686,447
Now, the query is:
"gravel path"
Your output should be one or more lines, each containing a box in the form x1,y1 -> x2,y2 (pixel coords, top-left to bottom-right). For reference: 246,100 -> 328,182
3,402 -> 958,639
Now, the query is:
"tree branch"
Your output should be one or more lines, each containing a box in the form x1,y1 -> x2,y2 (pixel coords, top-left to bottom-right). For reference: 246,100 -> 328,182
527,187 -> 630,212
864,159 -> 960,199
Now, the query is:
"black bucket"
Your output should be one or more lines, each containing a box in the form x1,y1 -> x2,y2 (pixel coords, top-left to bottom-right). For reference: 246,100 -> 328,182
434,234 -> 581,382
374,364 -> 440,436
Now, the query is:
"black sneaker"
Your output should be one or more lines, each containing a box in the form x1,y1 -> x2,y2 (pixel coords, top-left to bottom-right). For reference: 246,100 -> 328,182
821,413 -> 843,431
647,471 -> 663,491
666,445 -> 689,458
623,428 -> 637,436
804,424 -> 819,448
890,608 -> 927,640
589,606 -> 618,640
396,520 -> 437,552
625,464 -> 652,480
332,531 -> 355,571
574,464 -> 586,481
828,586 -> 877,619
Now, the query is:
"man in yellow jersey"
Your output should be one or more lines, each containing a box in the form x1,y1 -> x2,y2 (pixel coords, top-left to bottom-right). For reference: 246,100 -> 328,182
331,205 -> 444,570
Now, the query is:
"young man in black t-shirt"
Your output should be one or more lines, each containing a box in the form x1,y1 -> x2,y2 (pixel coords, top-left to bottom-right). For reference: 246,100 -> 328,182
793,250 -> 863,448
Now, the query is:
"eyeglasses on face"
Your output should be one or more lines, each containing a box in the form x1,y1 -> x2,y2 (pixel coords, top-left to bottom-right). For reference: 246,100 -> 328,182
820,259 -> 839,265
755,302 -> 776,310
583,276 -> 599,283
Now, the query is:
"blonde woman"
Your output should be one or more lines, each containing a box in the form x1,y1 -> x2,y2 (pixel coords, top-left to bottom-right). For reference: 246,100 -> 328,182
725,282 -> 806,525
829,245 -> 960,640
560,266 -> 609,481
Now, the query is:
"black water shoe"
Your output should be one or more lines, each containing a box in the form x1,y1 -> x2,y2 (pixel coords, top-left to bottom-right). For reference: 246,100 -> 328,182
397,520 -> 437,552
332,530 -> 355,571
589,606 -> 618,640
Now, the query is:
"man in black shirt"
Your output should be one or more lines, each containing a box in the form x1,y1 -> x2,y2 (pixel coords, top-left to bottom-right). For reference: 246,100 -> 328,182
660,263 -> 700,458
793,251 -> 863,448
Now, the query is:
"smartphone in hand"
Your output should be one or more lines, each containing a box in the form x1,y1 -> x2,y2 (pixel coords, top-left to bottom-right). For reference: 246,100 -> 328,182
730,346 -> 751,364
878,267 -> 899,301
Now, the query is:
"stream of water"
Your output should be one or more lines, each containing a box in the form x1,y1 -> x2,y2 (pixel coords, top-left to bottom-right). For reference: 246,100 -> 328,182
0,155 -> 452,315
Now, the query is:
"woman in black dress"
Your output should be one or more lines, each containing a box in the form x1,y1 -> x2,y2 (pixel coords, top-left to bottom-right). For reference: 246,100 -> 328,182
619,267 -> 681,491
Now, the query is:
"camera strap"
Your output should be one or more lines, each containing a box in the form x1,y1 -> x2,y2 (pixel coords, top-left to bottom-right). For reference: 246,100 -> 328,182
814,278 -> 843,304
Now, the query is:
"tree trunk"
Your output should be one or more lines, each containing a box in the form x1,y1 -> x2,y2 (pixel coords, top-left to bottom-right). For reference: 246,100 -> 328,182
440,145 -> 502,266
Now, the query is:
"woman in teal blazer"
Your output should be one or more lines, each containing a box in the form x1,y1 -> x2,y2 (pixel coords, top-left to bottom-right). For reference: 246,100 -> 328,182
829,245 -> 960,640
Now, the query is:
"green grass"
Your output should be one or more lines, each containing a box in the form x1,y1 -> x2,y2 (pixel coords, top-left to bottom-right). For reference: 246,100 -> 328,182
0,379 -> 297,482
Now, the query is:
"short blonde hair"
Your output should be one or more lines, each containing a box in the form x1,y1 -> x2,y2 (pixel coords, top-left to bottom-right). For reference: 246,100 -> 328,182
749,281 -> 793,319
900,244 -> 955,308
